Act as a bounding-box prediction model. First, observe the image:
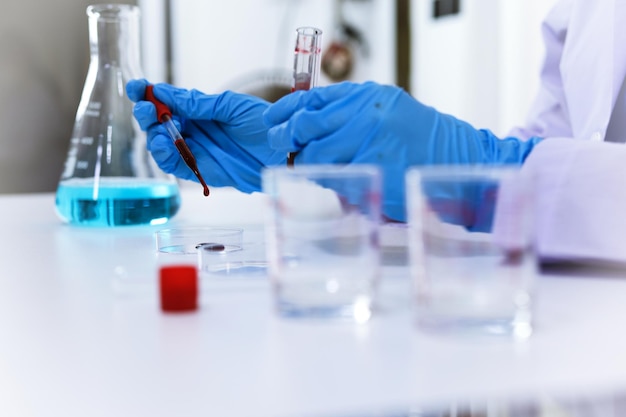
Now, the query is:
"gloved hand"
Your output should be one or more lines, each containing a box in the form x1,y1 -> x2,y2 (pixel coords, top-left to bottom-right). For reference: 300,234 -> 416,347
263,81 -> 542,223
126,79 -> 285,193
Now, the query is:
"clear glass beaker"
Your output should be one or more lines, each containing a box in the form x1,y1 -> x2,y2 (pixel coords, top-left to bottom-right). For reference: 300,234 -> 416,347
55,4 -> 181,227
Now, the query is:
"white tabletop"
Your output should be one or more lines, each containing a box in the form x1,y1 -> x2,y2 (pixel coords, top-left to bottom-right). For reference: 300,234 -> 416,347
2,186 -> 626,417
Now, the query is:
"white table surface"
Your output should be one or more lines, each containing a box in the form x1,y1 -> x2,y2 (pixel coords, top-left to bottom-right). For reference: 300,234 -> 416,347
2,186 -> 626,417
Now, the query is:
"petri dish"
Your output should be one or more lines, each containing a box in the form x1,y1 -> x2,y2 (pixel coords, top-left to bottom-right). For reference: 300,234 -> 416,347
198,240 -> 267,279
155,227 -> 244,255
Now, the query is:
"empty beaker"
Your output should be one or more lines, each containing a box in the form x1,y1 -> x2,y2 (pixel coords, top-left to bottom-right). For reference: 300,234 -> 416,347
55,4 -> 181,227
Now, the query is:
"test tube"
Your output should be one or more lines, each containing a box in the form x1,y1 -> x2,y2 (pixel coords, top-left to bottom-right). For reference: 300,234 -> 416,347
288,27 -> 323,165
292,27 -> 322,92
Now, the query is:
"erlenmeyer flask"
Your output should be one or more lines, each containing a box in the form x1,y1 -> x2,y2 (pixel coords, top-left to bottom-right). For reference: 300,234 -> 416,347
55,4 -> 181,227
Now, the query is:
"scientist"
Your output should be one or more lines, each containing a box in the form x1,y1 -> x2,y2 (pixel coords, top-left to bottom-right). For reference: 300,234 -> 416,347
127,0 -> 626,264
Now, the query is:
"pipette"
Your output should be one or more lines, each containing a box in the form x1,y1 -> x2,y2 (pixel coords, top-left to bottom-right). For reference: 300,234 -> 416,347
145,85 -> 210,196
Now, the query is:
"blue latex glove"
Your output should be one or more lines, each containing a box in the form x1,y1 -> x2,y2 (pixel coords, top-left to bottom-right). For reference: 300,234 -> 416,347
420,178 -> 500,232
126,79 -> 285,193
263,81 -> 542,223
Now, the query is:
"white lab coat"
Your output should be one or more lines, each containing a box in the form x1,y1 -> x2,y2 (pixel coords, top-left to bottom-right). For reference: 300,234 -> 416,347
508,0 -> 626,264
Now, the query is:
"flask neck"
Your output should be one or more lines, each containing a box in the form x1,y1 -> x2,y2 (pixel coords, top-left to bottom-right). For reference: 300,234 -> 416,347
87,4 -> 141,72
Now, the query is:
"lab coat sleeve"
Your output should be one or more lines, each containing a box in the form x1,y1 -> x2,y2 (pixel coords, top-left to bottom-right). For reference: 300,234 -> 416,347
523,137 -> 626,263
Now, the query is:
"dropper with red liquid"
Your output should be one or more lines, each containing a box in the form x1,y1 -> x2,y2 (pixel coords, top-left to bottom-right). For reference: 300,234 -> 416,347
145,85 -> 210,196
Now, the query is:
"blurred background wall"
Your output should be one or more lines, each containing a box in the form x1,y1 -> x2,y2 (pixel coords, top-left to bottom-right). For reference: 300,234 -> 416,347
144,0 -> 555,137
0,0 -> 136,194
0,0 -> 556,194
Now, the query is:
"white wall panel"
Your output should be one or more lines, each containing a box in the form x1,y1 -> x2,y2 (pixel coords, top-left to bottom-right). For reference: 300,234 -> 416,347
411,0 -> 557,136
141,0 -> 558,137
167,0 -> 396,94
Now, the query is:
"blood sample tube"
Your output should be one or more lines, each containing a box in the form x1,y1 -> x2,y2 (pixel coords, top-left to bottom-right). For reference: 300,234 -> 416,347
287,27 -> 322,166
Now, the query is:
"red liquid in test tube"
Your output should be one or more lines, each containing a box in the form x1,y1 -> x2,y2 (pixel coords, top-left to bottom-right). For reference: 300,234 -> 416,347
292,27 -> 322,92
288,27 -> 322,165
292,72 -> 313,92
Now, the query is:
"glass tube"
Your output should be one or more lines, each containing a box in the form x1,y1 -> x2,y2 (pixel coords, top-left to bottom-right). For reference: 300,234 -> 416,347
287,27 -> 323,166
292,27 -> 323,92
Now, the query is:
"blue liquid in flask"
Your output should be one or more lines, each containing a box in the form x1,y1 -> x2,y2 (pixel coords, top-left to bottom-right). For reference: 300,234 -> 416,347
55,177 -> 181,227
